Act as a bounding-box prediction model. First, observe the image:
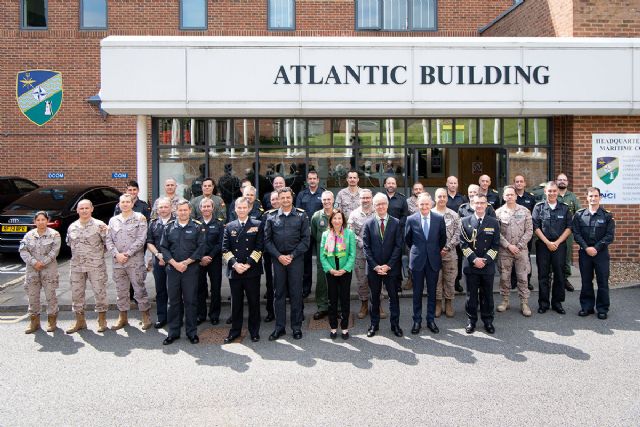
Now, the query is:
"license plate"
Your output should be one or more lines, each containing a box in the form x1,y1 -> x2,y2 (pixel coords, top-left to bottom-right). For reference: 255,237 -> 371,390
1,225 -> 27,232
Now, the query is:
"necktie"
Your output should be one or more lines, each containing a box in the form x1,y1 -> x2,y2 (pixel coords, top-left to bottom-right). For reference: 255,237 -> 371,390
423,216 -> 430,239
240,222 -> 245,228
477,217 -> 483,230
380,218 -> 385,237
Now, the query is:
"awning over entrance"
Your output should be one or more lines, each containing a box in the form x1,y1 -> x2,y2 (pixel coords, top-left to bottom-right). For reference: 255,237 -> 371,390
100,36 -> 640,117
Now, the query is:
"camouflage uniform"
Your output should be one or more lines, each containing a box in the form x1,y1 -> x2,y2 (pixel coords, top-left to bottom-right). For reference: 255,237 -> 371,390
407,196 -> 419,215
150,195 -> 181,219
347,205 -> 375,301
66,218 -> 109,313
557,190 -> 581,277
19,228 -> 61,315
432,208 -> 460,301
335,187 -> 361,219
496,204 -> 533,300
106,212 -> 150,312
190,194 -> 226,222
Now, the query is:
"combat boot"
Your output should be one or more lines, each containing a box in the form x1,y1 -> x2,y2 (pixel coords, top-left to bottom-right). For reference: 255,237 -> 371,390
111,311 -> 129,330
435,299 -> 443,318
379,306 -> 388,319
402,276 -> 413,290
141,310 -> 152,330
46,314 -> 57,332
66,312 -> 87,334
520,300 -> 532,317
97,311 -> 108,332
445,299 -> 455,318
24,314 -> 40,334
357,300 -> 368,319
497,296 -> 510,312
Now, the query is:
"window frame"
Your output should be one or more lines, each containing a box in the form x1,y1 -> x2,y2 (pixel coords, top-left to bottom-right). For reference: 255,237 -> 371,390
179,0 -> 208,31
355,0 -> 437,32
20,0 -> 48,30
267,0 -> 296,31
79,0 -> 108,30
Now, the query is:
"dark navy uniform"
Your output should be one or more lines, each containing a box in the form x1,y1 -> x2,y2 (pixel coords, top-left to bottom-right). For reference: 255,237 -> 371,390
264,207 -> 310,334
160,219 -> 206,340
197,217 -> 224,323
228,202 -> 264,223
295,186 -> 325,297
532,201 -> 571,311
261,209 -> 278,319
146,215 -> 174,324
458,203 -> 496,219
486,188 -> 502,210
516,191 -> 536,212
114,198 -> 151,220
222,218 -> 264,339
572,207 -> 615,315
446,193 -> 467,214
460,215 -> 500,327
386,192 -> 410,226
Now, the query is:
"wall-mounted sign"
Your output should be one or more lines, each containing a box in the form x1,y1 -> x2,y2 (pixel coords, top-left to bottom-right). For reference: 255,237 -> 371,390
47,172 -> 64,179
472,162 -> 483,175
16,70 -> 63,126
592,133 -> 640,204
112,172 -> 129,179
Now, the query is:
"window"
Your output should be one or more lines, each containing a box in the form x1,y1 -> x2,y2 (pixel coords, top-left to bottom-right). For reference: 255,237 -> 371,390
356,0 -> 436,31
21,0 -> 47,29
80,0 -> 107,29
180,0 -> 207,30
268,0 -> 295,30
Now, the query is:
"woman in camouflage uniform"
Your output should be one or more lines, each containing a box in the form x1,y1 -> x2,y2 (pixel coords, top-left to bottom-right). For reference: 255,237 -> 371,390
19,211 -> 61,333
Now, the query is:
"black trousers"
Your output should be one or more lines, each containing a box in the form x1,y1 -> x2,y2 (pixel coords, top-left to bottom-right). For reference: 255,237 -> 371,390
273,256 -> 304,331
263,253 -> 274,316
302,236 -> 316,296
197,256 -> 222,321
465,272 -> 494,325
579,248 -> 610,314
536,241 -> 566,309
327,271 -> 352,330
167,264 -> 199,339
368,273 -> 400,328
229,276 -> 261,337
152,260 -> 168,323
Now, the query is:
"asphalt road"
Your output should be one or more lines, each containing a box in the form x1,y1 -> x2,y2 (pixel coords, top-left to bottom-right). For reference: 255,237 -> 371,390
0,253 -> 27,287
1,288 -> 639,426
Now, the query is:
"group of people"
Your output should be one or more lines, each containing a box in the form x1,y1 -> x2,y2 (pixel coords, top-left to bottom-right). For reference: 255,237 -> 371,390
19,171 -> 615,344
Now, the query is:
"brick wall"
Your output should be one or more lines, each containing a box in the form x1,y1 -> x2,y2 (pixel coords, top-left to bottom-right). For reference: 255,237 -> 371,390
573,0 -> 640,37
481,0 -> 573,36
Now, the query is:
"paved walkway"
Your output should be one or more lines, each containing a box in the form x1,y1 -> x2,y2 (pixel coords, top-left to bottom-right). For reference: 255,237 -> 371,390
0,254 -> 600,312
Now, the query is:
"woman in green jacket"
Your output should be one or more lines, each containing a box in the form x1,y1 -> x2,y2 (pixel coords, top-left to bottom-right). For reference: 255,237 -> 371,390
319,209 -> 356,339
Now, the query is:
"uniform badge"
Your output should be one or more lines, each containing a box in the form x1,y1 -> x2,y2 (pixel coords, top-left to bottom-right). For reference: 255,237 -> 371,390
16,70 -> 63,126
248,227 -> 259,233
231,230 -> 238,236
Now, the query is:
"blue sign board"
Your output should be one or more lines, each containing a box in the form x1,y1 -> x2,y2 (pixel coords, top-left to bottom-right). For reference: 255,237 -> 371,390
112,172 -> 129,179
47,172 -> 64,179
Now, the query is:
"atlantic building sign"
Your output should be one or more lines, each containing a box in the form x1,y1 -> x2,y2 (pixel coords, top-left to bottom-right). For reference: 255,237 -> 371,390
100,37 -> 639,117
273,65 -> 550,86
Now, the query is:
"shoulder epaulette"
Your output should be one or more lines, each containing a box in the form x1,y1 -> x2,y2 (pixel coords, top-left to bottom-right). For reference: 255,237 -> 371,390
560,201 -> 569,206
527,192 -> 534,196
576,208 -> 586,214
535,201 -> 545,205
296,208 -> 305,213
266,208 -> 277,214
491,188 -> 499,193
217,216 -> 225,222
396,192 -> 406,197
258,207 -> 264,212
193,219 -> 202,225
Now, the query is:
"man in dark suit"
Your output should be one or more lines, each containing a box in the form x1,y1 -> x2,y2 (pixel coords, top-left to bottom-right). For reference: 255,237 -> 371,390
460,194 -> 500,335
222,197 -> 264,343
404,193 -> 447,335
363,193 -> 404,337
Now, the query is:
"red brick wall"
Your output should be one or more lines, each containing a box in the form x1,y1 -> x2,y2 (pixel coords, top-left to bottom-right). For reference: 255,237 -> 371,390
573,0 -> 640,37
481,0 -> 573,37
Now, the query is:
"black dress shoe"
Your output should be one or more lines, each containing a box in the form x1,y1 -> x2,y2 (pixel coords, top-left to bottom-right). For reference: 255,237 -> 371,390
411,322 -> 421,334
197,317 -> 205,325
329,331 -> 337,339
210,318 -> 219,325
154,321 -> 166,329
225,317 -> 232,325
565,280 -> 575,292
341,331 -> 349,340
189,335 -> 199,344
302,291 -> 311,298
552,305 -> 566,315
579,309 -> 595,317
465,323 -> 475,334
484,323 -> 496,334
269,329 -> 286,341
366,325 -> 378,337
292,330 -> 303,340
527,283 -> 534,291
538,307 -> 548,314
597,312 -> 608,320
264,313 -> 275,323
391,326 -> 404,337
224,334 -> 240,344
251,335 -> 260,342
427,321 -> 439,334
454,281 -> 464,293
313,311 -> 328,320
163,336 -> 179,345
